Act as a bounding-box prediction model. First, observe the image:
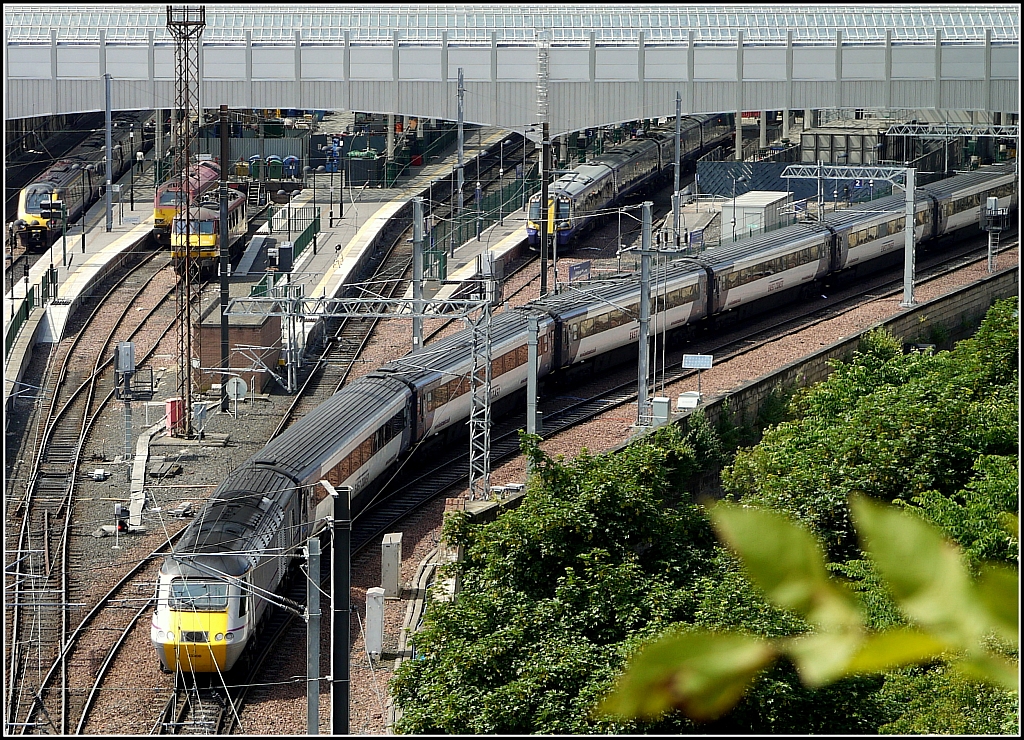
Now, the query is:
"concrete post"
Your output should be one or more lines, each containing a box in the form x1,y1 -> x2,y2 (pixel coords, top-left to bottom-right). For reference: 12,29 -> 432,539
412,197 -> 424,353
901,167 -> 916,307
105,73 -> 113,232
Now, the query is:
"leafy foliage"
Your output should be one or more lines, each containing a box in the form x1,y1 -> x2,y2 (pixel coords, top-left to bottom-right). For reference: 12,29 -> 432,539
598,498 -> 1018,722
393,300 -> 1019,734
878,665 -> 1022,735
599,299 -> 1018,729
722,298 -> 1019,559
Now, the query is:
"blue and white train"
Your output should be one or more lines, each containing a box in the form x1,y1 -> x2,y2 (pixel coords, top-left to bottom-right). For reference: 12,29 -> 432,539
526,113 -> 734,249
153,162 -> 1016,674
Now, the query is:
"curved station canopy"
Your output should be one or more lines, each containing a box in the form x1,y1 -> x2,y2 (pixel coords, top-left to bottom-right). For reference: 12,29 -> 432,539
5,4 -> 1019,134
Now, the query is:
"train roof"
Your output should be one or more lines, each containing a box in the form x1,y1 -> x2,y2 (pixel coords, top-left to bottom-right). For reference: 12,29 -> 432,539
166,487 -> 287,576
700,221 -> 829,268
24,159 -> 88,191
528,260 -> 705,317
919,162 -> 1016,199
551,164 -> 612,197
589,138 -> 661,170
177,189 -> 245,218
255,373 -> 411,479
376,309 -> 532,382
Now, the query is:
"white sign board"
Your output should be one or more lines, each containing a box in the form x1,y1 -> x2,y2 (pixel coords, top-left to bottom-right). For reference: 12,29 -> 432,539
682,354 -> 714,370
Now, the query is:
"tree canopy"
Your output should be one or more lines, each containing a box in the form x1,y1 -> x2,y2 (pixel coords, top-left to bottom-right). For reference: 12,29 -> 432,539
391,297 -> 1019,735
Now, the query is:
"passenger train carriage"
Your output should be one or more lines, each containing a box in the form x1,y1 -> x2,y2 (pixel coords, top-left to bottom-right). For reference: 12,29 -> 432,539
154,162 -> 1016,674
153,159 -> 221,245
12,111 -> 150,252
527,113 -> 734,249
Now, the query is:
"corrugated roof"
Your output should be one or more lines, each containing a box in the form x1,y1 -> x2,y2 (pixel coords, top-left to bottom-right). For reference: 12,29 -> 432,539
5,5 -> 1018,45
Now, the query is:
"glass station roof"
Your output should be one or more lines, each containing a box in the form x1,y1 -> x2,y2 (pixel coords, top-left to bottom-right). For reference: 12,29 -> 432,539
5,4 -> 1019,45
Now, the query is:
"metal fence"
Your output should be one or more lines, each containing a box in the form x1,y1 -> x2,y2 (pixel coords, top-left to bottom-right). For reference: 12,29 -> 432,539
428,169 -> 540,275
4,285 -> 35,360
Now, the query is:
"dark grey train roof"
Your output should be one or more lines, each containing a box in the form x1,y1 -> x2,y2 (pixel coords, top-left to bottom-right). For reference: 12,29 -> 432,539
377,309 -> 534,383
919,163 -> 1016,199
530,261 -> 706,317
700,222 -> 828,268
821,163 -> 1017,230
253,373 -> 411,480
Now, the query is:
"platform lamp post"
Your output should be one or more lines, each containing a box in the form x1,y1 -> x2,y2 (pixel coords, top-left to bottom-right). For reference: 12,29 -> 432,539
129,126 -> 135,210
730,175 -> 747,243
498,167 -> 504,226
82,164 -> 95,253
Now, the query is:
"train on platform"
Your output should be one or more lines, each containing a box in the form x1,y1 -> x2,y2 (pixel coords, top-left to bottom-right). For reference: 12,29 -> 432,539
168,187 -> 249,272
153,159 -> 222,246
11,111 -> 151,252
153,162 -> 1016,674
527,112 -> 735,249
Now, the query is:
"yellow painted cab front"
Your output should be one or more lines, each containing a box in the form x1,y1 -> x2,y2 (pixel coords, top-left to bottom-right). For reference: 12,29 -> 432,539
160,579 -> 231,672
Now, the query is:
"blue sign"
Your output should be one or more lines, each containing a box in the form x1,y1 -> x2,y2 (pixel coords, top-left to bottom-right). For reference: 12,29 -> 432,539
689,229 -> 703,249
854,179 -> 863,188
568,260 -> 591,282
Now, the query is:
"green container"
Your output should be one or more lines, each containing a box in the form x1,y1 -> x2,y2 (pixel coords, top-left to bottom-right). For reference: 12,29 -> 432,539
267,157 -> 283,179
385,161 -> 402,187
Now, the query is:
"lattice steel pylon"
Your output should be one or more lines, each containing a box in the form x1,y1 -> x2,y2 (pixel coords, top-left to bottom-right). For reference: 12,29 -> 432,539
167,5 -> 205,437
467,301 -> 493,501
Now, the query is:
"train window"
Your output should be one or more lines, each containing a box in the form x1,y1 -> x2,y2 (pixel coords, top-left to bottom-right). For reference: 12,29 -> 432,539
434,385 -> 449,408
237,590 -> 246,616
169,580 -> 229,611
582,318 -> 594,338
595,311 -> 611,332
571,323 -> 579,341
916,209 -> 928,226
528,199 -> 541,221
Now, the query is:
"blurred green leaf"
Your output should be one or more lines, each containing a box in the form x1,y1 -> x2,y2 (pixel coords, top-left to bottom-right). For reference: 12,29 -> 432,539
710,502 -> 861,629
597,630 -> 776,721
951,653 -> 1020,692
784,631 -> 864,686
974,563 -> 1020,645
849,495 -> 984,646
842,628 -> 949,674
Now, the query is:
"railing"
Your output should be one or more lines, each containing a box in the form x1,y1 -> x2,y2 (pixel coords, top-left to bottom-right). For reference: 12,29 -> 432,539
428,170 -> 540,272
5,285 -> 36,360
293,209 -> 321,258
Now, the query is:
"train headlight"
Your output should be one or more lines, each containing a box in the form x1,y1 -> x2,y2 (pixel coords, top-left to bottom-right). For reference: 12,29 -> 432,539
165,630 -> 175,641
215,633 -> 224,642
225,632 -> 235,643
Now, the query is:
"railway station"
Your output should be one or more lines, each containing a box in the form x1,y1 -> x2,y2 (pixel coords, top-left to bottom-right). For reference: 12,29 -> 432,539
3,5 -> 1020,736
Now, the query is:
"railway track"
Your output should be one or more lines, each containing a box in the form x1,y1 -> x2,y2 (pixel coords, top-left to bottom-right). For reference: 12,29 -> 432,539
4,241 -> 181,735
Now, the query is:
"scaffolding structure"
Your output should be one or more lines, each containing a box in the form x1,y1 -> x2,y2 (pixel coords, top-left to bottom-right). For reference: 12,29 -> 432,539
167,5 -> 206,437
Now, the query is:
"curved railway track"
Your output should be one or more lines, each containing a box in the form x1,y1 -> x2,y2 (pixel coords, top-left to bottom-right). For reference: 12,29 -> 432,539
5,242 -> 182,734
